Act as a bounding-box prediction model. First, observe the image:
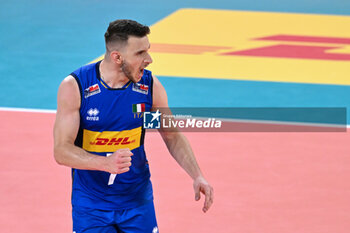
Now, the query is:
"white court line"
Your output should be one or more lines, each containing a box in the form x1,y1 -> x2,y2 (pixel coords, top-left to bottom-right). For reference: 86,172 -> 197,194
0,107 -> 56,113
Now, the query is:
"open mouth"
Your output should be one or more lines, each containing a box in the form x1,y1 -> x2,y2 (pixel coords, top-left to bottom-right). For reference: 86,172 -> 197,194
139,68 -> 144,77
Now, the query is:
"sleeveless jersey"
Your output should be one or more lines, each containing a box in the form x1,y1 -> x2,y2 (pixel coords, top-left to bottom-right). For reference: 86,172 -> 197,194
70,61 -> 154,210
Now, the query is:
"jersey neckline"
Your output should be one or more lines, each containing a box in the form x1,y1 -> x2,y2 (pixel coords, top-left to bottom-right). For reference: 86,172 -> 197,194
95,60 -> 132,91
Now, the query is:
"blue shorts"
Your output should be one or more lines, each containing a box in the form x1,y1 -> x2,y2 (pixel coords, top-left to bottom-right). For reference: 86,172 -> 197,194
72,202 -> 158,233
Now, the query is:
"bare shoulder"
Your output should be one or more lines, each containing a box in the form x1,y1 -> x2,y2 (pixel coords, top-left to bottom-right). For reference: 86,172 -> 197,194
57,75 -> 81,111
54,75 -> 81,143
58,75 -> 80,97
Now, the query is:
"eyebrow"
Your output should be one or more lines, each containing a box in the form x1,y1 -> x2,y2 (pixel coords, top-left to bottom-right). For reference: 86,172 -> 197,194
136,44 -> 151,54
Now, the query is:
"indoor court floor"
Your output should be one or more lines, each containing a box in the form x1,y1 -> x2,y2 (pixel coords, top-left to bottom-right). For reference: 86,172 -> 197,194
1,0 -> 350,232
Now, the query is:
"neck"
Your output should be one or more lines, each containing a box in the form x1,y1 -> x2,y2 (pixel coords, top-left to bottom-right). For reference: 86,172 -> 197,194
99,59 -> 129,88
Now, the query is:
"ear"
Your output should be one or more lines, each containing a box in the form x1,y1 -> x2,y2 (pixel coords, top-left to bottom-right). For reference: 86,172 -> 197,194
110,51 -> 123,65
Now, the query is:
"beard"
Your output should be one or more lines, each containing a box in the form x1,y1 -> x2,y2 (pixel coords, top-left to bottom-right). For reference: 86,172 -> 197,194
121,60 -> 137,83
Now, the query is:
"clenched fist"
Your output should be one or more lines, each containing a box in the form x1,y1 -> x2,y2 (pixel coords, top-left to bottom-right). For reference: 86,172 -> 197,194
104,148 -> 133,174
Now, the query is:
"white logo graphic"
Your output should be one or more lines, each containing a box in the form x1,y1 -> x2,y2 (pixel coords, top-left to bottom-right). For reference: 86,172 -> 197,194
152,226 -> 159,233
143,110 -> 162,129
84,84 -> 101,98
132,83 -> 149,95
86,108 -> 100,121
87,108 -> 99,116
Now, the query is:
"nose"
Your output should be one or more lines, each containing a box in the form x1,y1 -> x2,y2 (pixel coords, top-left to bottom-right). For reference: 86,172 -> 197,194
145,53 -> 153,64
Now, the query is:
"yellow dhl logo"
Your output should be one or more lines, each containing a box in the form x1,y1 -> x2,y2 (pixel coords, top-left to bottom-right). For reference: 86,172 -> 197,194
83,127 -> 141,152
90,137 -> 135,146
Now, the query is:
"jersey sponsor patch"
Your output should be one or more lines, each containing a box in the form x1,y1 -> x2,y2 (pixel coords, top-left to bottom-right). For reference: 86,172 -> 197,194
84,84 -> 101,98
132,83 -> 149,94
86,108 -> 100,121
82,127 -> 142,152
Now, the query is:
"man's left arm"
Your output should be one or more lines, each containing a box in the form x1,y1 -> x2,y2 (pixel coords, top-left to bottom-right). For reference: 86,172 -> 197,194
151,75 -> 214,213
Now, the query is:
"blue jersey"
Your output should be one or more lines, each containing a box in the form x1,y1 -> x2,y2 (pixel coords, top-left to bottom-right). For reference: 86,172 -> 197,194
70,61 -> 154,210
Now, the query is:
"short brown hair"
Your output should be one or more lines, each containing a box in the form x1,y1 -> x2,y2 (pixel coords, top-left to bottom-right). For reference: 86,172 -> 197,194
104,19 -> 150,46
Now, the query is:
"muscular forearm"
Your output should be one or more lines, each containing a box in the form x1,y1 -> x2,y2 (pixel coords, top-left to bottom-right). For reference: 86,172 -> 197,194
54,143 -> 106,171
161,132 -> 203,180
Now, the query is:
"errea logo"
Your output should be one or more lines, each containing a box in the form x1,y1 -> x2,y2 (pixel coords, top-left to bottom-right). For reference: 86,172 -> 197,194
86,108 -> 99,121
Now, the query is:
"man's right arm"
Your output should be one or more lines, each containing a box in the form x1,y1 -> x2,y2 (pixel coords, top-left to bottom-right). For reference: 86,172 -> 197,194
53,75 -> 132,174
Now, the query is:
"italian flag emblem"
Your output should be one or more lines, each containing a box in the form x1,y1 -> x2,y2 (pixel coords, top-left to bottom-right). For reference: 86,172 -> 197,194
132,103 -> 145,113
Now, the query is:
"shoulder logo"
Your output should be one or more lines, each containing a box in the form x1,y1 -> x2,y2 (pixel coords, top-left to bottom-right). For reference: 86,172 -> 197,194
86,108 -> 99,121
84,84 -> 101,98
132,83 -> 149,95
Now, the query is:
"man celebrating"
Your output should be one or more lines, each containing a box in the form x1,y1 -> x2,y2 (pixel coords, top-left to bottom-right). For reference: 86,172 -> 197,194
54,19 -> 213,233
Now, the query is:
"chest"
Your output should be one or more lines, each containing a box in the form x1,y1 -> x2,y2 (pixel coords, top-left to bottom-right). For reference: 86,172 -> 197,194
80,86 -> 152,131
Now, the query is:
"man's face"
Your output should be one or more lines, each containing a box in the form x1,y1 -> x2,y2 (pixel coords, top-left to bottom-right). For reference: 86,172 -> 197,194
120,36 -> 153,83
